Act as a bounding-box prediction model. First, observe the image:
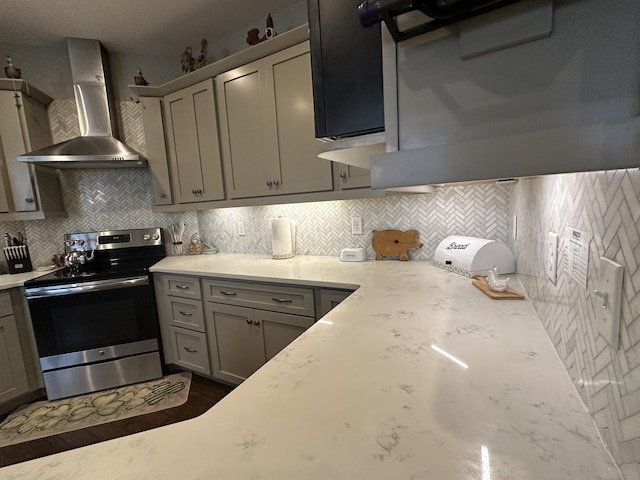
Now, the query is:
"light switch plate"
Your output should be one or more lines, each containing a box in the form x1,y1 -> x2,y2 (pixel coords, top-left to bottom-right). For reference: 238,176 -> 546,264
594,256 -> 623,350
546,232 -> 559,284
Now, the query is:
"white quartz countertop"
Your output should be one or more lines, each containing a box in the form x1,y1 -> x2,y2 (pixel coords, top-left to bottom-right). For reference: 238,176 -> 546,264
0,269 -> 57,290
2,254 -> 620,479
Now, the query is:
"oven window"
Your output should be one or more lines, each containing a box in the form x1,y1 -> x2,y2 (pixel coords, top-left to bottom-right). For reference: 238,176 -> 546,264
28,281 -> 159,358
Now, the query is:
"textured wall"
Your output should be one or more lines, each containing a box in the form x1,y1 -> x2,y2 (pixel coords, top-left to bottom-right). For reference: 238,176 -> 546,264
197,183 -> 511,259
512,169 -> 640,479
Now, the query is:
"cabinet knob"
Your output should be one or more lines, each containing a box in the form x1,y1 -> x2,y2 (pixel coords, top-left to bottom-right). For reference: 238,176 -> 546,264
246,319 -> 252,325
266,180 -> 273,187
340,172 -> 348,179
25,198 -> 34,203
273,180 -> 280,187
253,320 -> 261,326
160,193 -> 167,198
192,189 -> 197,194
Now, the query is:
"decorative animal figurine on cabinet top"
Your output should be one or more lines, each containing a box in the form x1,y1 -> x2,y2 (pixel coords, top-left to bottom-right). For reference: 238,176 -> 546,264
4,56 -> 21,79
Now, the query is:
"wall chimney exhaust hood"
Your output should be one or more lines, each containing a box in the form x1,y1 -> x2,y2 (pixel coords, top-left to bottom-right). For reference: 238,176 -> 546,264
18,38 -> 146,169
370,0 -> 640,189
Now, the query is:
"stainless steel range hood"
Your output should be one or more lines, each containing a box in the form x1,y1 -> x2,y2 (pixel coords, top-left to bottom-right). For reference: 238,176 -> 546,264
18,38 -> 146,169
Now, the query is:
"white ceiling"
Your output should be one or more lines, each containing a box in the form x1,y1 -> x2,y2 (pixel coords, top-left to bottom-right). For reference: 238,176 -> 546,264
0,0 -> 302,56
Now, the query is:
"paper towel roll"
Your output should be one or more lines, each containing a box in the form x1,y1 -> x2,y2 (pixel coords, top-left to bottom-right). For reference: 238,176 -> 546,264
271,217 -> 295,259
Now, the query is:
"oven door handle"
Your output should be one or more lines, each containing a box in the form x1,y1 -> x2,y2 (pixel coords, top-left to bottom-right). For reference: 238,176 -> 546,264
24,275 -> 150,299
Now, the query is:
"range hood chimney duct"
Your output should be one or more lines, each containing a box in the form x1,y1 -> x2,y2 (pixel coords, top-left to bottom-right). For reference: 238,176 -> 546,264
18,38 -> 146,168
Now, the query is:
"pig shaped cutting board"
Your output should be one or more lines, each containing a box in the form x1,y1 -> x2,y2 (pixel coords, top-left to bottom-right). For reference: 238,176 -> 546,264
372,229 -> 423,261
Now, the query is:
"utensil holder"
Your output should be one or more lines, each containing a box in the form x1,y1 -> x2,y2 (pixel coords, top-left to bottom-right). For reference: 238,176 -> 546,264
4,246 -> 33,274
171,242 -> 184,255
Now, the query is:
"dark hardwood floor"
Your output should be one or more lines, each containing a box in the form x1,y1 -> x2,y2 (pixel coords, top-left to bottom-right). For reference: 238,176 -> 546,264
0,372 -> 234,468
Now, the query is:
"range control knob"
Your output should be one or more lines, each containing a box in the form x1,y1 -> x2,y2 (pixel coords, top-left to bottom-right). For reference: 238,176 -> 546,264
143,234 -> 151,241
152,233 -> 160,240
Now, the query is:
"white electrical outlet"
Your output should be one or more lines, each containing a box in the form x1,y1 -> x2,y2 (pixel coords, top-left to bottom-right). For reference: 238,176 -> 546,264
237,221 -> 246,236
351,217 -> 363,235
546,232 -> 559,284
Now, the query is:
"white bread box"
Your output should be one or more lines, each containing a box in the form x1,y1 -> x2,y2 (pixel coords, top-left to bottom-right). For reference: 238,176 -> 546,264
433,236 -> 515,277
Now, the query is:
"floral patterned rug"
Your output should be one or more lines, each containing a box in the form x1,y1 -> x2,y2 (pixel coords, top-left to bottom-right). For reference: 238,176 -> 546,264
0,372 -> 191,448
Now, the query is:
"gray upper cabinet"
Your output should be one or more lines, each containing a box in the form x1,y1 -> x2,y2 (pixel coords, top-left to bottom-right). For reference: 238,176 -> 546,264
334,164 -> 371,190
164,79 -> 225,204
0,82 -> 65,219
216,41 -> 333,199
140,97 -> 172,205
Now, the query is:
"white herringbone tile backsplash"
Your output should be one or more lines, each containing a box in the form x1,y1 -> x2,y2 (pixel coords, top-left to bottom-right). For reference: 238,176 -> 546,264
512,169 -> 640,479
196,183 -> 511,259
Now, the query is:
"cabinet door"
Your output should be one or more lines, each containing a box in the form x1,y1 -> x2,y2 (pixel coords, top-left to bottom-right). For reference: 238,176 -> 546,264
0,91 -> 48,212
141,97 -> 172,205
258,310 -> 314,361
206,303 -> 265,385
164,79 -> 225,204
0,314 -> 29,403
216,62 -> 278,198
318,289 -> 354,318
217,41 -> 332,199
335,163 -> 371,190
266,43 -> 332,195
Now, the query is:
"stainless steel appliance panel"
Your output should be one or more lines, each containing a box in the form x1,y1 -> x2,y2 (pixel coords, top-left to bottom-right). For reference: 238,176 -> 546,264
42,351 -> 163,400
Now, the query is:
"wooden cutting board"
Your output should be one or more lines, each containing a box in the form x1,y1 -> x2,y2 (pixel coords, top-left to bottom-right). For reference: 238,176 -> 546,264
472,275 -> 524,300
372,229 -> 423,261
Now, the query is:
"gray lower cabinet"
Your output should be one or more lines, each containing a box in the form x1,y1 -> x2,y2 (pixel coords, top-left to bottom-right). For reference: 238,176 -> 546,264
205,302 -> 313,385
0,298 -> 29,403
156,276 -> 355,385
155,274 -> 316,385
156,274 -> 211,375
0,289 -> 42,413
318,288 -> 354,318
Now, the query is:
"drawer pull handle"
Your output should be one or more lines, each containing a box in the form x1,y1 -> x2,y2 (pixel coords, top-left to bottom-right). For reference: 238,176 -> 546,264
179,311 -> 193,316
272,297 -> 293,303
184,347 -> 197,353
175,285 -> 190,290
220,291 -> 237,296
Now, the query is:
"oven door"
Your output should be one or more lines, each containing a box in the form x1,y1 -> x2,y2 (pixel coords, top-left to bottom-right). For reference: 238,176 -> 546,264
24,275 -> 160,369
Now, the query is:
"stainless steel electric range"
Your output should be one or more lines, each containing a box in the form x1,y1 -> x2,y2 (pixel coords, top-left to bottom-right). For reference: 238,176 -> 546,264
23,227 -> 166,400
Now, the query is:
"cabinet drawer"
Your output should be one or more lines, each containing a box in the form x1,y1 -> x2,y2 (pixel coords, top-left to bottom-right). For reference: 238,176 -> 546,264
170,326 -> 210,375
162,275 -> 202,300
169,297 -> 205,332
202,279 -> 315,317
0,291 -> 12,317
